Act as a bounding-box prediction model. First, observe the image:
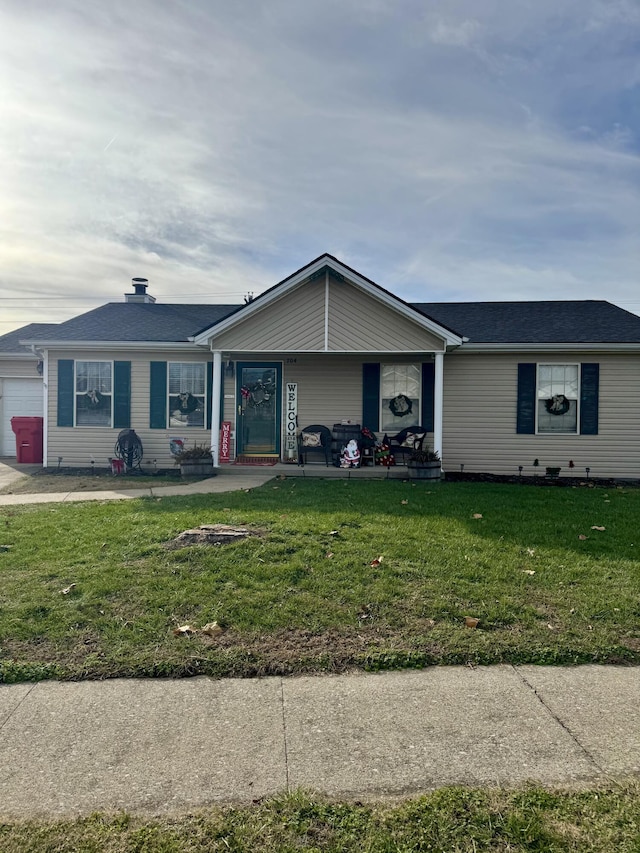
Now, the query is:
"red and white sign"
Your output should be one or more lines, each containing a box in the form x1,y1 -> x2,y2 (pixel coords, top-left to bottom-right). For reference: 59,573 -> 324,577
219,420 -> 231,463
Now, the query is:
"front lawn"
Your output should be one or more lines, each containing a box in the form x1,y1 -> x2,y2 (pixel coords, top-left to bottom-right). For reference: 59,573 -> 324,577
0,479 -> 639,681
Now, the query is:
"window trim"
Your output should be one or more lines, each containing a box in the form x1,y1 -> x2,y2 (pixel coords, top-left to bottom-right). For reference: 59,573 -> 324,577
535,362 -> 580,436
167,361 -> 208,429
74,359 -> 114,428
380,362 -> 422,433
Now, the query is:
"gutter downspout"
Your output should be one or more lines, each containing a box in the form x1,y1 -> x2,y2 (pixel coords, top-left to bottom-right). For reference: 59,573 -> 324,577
211,350 -> 222,467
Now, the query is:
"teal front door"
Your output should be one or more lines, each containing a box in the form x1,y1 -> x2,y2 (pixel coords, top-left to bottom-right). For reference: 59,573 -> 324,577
236,363 -> 282,456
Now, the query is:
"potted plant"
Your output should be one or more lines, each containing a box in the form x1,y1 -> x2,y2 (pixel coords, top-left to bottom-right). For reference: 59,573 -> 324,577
173,443 -> 215,478
407,446 -> 441,480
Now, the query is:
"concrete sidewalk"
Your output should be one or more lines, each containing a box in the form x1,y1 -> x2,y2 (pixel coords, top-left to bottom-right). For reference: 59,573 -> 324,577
0,461 -> 275,506
1,665 -> 638,817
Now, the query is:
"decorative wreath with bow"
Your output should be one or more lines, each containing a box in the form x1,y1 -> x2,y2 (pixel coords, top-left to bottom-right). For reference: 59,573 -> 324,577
86,389 -> 104,407
545,394 -> 570,416
389,394 -> 413,417
240,380 -> 273,409
174,392 -> 199,413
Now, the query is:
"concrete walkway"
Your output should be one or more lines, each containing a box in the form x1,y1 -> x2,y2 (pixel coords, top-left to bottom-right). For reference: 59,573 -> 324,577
0,458 -> 276,506
0,665 -> 638,817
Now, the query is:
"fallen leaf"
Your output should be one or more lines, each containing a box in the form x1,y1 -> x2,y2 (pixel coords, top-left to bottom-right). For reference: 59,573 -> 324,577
172,624 -> 198,636
472,513 -> 483,519
464,616 -> 479,628
201,621 -> 225,637
370,556 -> 384,567
591,526 -> 606,531
578,534 -> 588,540
325,552 -> 334,559
61,583 -> 76,595
401,500 -> 409,505
522,569 -> 536,576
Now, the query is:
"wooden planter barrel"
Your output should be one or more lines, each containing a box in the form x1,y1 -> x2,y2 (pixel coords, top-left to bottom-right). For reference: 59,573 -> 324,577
179,459 -> 215,478
407,460 -> 442,480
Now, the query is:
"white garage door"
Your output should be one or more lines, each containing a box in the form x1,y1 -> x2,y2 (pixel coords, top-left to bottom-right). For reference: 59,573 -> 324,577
1,378 -> 44,456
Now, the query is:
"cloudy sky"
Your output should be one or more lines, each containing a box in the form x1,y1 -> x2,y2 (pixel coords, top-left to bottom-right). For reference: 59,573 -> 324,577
1,0 -> 639,333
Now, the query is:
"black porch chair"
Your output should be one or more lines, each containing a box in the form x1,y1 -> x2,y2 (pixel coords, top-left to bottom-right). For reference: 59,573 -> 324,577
297,424 -> 332,466
385,426 -> 428,464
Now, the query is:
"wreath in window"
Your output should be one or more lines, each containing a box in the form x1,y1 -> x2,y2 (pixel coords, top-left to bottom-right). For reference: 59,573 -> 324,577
389,394 -> 413,417
174,392 -> 199,413
545,394 -> 570,416
86,389 -> 105,407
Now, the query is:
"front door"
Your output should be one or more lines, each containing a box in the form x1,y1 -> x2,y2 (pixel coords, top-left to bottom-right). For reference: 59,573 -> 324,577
236,363 -> 282,457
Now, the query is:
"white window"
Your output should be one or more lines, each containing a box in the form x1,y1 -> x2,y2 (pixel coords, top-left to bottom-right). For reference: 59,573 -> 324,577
169,362 -> 206,427
537,364 -> 578,434
75,361 -> 112,426
381,364 -> 420,432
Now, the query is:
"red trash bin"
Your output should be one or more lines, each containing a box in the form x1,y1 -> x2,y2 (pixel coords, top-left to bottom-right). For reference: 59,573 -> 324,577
10,417 -> 44,463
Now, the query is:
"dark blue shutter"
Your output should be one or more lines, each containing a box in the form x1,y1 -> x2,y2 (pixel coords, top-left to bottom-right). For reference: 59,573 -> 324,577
113,361 -> 131,429
57,360 -> 74,427
580,363 -> 599,435
421,362 -> 435,431
149,361 -> 167,429
517,363 -> 536,434
362,363 -> 380,431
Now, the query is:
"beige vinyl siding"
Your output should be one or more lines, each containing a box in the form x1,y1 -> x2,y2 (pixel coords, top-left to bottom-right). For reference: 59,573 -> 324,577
442,351 -> 640,479
328,279 -> 445,352
212,281 -> 326,351
0,358 -> 41,378
210,276 -> 446,354
47,351 -> 212,469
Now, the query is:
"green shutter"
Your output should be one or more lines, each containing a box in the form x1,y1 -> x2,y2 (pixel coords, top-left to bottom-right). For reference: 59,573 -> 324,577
517,363 -> 536,434
57,360 -> 74,427
421,362 -> 435,431
113,361 -> 131,429
580,363 -> 599,435
362,363 -> 380,431
149,361 -> 167,429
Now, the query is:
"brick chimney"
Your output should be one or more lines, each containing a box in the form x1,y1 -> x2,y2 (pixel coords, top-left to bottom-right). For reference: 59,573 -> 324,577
125,277 -> 156,303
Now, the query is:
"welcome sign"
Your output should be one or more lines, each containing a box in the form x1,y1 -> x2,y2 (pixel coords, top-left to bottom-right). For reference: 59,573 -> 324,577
285,383 -> 297,458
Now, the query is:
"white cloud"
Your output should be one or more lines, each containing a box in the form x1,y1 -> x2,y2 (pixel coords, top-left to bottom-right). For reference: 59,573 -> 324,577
0,0 -> 639,331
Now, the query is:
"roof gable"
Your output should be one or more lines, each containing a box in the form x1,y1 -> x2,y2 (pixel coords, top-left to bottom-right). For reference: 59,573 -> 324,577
195,254 -> 461,351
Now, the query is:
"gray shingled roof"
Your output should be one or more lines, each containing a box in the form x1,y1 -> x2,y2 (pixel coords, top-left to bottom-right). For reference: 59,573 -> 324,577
19,303 -> 239,343
14,296 -> 640,347
0,323 -> 60,354
412,301 -> 640,344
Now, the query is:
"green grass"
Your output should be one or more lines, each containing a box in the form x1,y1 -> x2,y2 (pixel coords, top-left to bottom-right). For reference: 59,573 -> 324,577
2,783 -> 640,852
1,479 -> 639,681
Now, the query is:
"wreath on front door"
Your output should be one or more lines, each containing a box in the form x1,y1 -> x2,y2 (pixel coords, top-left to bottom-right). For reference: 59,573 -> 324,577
240,379 -> 273,409
389,394 -> 413,417
545,394 -> 570,416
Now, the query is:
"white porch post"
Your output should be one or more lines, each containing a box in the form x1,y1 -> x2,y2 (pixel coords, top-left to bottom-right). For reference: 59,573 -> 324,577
211,350 -> 222,467
433,351 -> 444,465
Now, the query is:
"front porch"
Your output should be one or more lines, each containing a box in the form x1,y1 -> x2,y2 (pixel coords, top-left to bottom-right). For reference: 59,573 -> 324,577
216,461 -> 430,480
